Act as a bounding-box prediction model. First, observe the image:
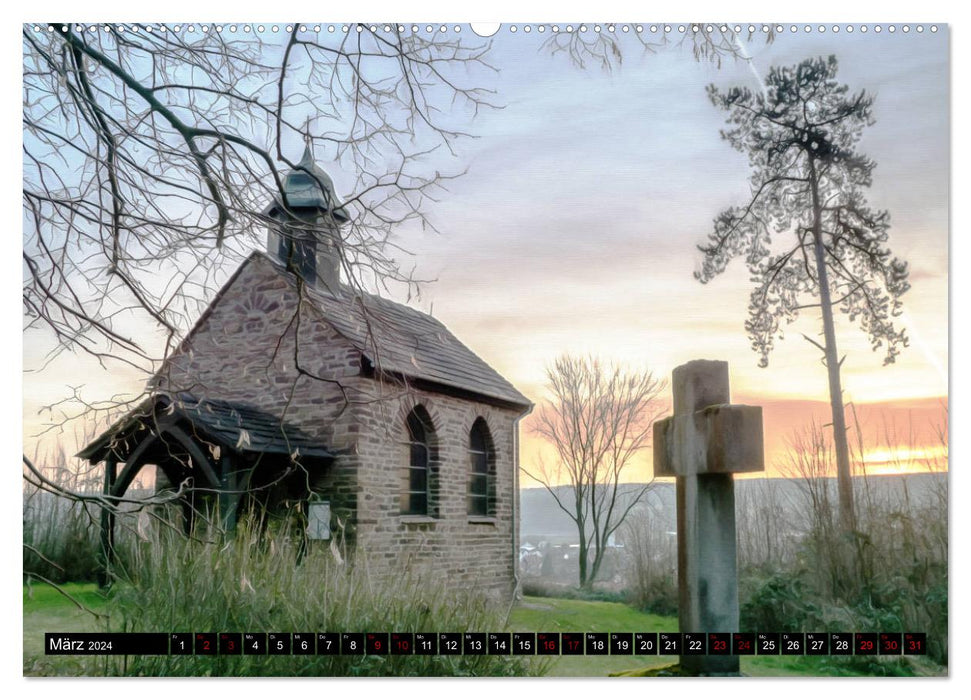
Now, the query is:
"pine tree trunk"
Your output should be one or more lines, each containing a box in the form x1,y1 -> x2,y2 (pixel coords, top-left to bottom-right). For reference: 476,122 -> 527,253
809,157 -> 857,532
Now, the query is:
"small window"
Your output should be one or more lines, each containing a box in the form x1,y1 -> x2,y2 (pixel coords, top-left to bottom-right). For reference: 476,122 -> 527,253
401,407 -> 437,516
468,418 -> 496,517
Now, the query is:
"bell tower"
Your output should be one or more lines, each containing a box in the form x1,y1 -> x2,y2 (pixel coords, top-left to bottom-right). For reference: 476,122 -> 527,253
264,139 -> 348,293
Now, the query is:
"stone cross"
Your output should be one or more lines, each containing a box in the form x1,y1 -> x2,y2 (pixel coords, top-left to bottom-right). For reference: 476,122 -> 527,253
653,360 -> 764,675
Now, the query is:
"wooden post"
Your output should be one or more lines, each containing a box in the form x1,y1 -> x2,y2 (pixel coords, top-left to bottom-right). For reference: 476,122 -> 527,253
98,459 -> 117,588
219,453 -> 238,533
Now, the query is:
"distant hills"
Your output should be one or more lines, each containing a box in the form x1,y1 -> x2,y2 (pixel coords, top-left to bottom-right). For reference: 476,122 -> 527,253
519,472 -> 947,545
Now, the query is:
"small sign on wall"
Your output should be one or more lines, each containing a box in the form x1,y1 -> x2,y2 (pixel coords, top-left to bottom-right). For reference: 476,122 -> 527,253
307,501 -> 331,540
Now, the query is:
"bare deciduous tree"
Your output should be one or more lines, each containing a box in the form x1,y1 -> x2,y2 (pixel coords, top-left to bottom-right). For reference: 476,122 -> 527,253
23,22 -> 502,579
524,355 -> 666,589
541,24 -> 774,72
699,56 -> 911,530
23,22 -> 496,415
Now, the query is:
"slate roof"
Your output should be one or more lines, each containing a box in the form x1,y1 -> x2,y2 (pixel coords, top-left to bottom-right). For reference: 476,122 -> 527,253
289,257 -> 532,409
173,395 -> 334,458
80,251 -> 531,463
78,393 -> 334,463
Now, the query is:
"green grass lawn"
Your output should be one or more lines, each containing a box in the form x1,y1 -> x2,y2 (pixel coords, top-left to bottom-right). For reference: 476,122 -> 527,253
509,596 -> 678,676
24,584 -> 941,677
22,582 -> 109,676
509,596 -> 941,677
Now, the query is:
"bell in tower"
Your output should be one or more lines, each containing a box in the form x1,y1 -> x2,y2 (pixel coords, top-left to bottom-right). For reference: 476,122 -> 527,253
263,140 -> 349,293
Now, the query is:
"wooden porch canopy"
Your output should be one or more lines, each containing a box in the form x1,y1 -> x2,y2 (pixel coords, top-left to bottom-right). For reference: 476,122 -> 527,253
80,392 -> 333,464
79,394 -> 334,570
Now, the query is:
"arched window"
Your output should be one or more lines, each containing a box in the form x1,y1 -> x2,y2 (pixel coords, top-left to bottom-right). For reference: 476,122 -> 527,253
468,418 -> 496,517
401,407 -> 437,516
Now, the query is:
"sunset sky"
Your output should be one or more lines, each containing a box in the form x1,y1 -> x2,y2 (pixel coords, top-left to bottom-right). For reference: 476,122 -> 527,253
21,24 -> 949,482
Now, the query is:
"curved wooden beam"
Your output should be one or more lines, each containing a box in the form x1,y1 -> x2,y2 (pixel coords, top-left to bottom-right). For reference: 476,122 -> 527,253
110,423 -> 221,498
111,431 -> 160,498
162,424 -> 221,489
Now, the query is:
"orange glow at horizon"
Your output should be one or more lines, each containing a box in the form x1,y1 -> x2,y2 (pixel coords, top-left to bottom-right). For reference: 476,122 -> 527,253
518,395 -> 948,487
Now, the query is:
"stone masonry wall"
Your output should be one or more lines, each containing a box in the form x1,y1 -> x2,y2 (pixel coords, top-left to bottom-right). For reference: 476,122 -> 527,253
351,386 -> 521,598
155,254 -> 364,530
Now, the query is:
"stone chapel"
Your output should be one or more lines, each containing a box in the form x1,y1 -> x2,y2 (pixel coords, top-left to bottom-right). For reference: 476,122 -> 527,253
80,146 -> 532,595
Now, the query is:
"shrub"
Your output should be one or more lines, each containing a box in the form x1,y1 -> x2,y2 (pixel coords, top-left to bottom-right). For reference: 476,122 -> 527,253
521,579 -> 628,604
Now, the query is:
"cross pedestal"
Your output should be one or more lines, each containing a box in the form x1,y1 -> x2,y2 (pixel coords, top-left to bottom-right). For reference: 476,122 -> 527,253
653,360 -> 764,675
